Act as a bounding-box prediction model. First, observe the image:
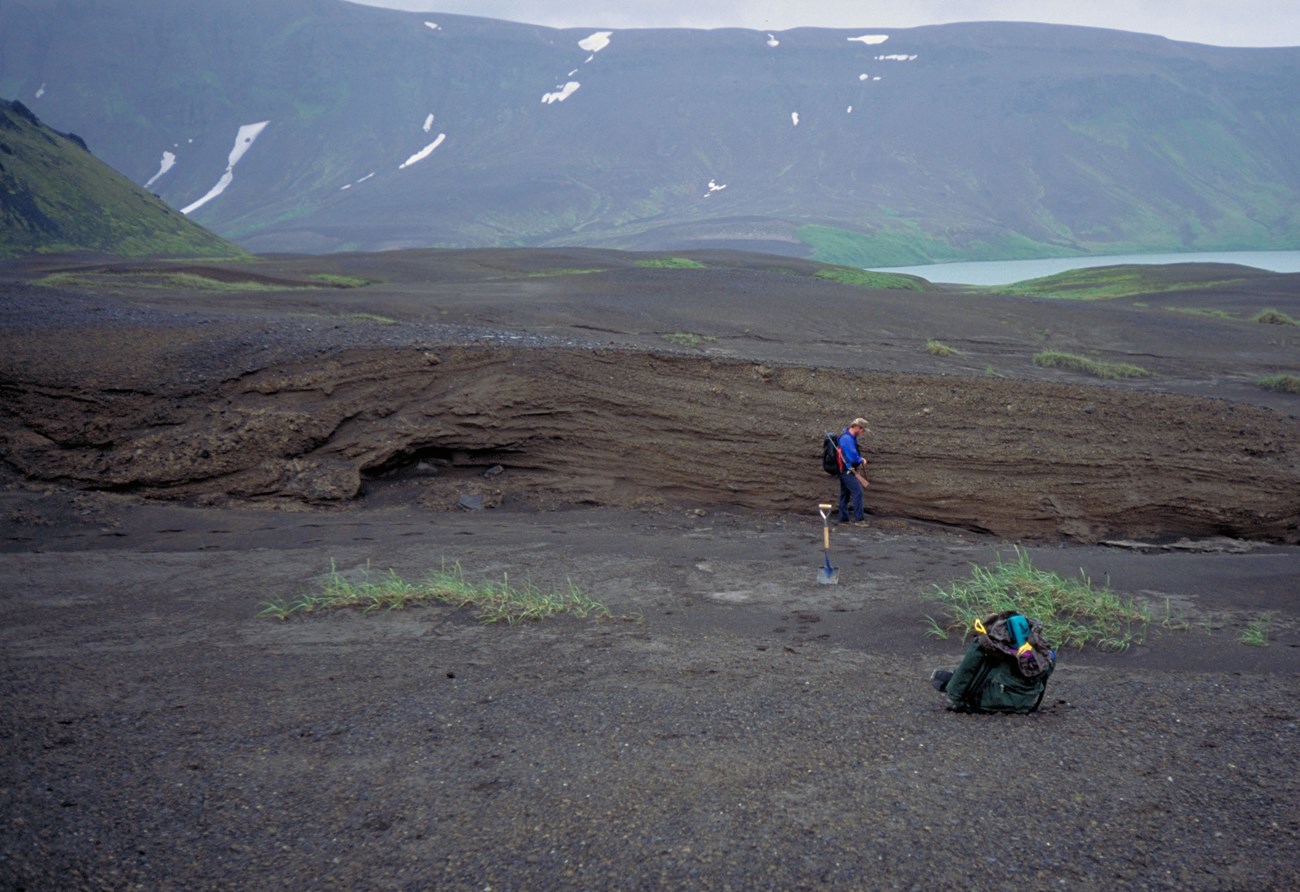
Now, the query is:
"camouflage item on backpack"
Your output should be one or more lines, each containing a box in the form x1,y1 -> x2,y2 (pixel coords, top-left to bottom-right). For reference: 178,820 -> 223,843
973,610 -> 1054,678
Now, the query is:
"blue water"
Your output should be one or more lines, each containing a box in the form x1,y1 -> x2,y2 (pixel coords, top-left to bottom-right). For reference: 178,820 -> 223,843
869,250 -> 1300,286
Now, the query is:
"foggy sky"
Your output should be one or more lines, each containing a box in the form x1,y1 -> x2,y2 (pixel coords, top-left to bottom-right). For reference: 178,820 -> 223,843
345,1 -> 1300,48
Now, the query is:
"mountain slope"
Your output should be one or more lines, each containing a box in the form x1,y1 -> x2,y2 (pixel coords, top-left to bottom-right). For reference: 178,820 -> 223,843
2,0 -> 1298,263
0,99 -> 246,259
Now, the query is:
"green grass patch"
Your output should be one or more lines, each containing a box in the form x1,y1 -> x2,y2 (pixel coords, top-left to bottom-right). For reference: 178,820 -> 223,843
35,271 -> 282,292
925,547 -> 1150,652
521,267 -> 607,277
663,332 -> 717,348
1238,614 -> 1272,647
33,269 -> 357,293
1256,373 -> 1300,394
307,274 -> 376,288
927,339 -> 958,357
259,561 -> 611,625
813,265 -> 930,291
634,257 -> 707,269
997,266 -> 1246,300
1033,350 -> 1150,380
1252,308 -> 1298,326
0,99 -> 248,260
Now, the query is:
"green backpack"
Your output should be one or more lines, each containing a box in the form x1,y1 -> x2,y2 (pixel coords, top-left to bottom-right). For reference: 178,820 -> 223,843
946,612 -> 1056,714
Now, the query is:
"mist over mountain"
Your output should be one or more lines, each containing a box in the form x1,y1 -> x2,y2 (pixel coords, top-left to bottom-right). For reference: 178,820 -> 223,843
3,0 -> 1298,264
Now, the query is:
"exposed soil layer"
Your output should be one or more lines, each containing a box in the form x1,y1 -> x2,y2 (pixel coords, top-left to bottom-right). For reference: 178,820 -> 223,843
1,249 -> 1298,889
2,250 -> 1297,543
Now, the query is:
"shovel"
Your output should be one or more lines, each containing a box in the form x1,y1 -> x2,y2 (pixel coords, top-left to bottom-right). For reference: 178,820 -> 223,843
817,503 -> 839,584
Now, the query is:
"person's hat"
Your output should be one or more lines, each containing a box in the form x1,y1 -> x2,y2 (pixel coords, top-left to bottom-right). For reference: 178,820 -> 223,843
851,417 -> 871,431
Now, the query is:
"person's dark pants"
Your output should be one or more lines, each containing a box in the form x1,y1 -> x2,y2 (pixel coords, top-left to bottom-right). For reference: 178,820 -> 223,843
838,471 -> 865,521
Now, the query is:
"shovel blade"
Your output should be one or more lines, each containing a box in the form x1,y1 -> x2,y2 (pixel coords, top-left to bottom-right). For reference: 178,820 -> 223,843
817,566 -> 839,585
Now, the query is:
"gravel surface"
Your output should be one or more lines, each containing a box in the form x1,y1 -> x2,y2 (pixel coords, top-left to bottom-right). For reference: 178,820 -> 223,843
1,250 -> 1297,889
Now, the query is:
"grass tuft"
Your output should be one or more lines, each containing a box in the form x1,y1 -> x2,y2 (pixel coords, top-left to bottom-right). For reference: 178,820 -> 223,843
663,332 -> 717,348
307,274 -> 376,288
927,339 -> 958,357
1033,350 -> 1149,380
1252,308 -> 1298,326
259,560 -> 611,624
926,547 -> 1150,652
1256,373 -> 1300,394
1238,614 -> 1272,647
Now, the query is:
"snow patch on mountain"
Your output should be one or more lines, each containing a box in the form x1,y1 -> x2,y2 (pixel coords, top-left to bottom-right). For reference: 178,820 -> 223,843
541,32 -> 614,104
578,32 -> 612,53
144,151 -> 176,189
423,113 -> 435,132
341,172 -> 375,191
542,82 -> 581,104
399,133 -> 447,169
181,121 -> 269,215
848,35 -> 889,46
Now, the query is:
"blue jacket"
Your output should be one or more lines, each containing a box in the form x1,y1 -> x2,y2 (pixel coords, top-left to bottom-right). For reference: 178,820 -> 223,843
838,429 -> 863,470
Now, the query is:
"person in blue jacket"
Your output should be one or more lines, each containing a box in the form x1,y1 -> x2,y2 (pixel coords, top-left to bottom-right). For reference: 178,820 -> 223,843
836,417 -> 870,523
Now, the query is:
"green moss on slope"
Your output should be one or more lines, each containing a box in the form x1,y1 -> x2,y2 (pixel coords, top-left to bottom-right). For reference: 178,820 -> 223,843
0,99 -> 249,260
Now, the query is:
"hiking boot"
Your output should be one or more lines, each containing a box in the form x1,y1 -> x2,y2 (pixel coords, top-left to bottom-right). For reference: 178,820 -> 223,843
930,669 -> 953,692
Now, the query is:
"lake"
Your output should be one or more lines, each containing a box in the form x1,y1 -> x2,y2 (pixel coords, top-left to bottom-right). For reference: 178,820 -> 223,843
869,250 -> 1300,286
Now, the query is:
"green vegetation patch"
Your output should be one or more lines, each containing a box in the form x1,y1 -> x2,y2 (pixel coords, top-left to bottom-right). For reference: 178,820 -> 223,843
1238,614 -> 1272,647
0,99 -> 248,260
926,548 -> 1150,652
1033,350 -> 1150,380
634,257 -> 708,269
521,267 -> 607,278
797,222 -> 1067,268
260,561 -> 611,625
1252,308 -> 1298,326
308,274 -> 377,288
814,265 -> 930,291
926,339 -> 958,357
663,332 -> 717,348
1256,374 -> 1300,394
996,265 -> 1247,300
34,269 -> 372,293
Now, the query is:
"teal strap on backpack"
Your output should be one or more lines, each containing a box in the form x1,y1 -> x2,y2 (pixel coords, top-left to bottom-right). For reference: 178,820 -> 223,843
1007,614 -> 1029,647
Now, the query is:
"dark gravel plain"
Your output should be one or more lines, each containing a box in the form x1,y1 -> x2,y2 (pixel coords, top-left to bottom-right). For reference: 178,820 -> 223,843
1,250 -> 1298,889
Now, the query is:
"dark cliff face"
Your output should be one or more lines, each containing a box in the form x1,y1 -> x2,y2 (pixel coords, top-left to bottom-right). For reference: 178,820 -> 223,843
3,0 -> 1298,262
